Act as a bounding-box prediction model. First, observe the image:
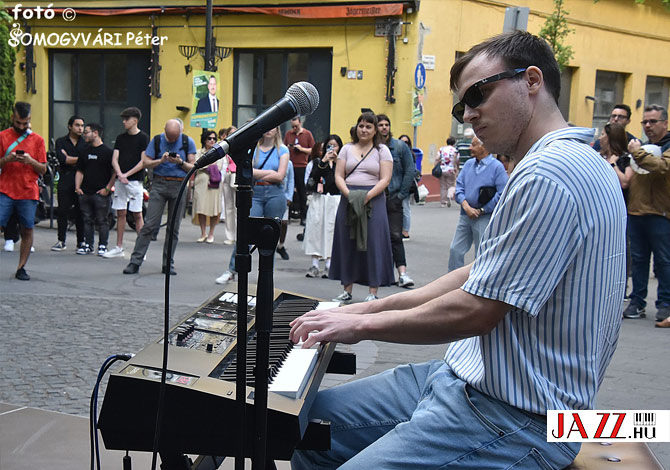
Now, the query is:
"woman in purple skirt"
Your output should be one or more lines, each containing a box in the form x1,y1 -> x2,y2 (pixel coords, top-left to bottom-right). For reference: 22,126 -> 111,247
328,112 -> 394,303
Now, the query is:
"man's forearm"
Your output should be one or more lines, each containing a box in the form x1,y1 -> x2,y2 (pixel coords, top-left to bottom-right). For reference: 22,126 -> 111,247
359,286 -> 506,345
339,264 -> 473,317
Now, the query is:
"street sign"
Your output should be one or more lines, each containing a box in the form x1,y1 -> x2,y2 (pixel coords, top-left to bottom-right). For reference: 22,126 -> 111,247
414,63 -> 426,89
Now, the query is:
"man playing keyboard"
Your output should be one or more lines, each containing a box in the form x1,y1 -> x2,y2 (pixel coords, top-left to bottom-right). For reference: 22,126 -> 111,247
290,31 -> 626,469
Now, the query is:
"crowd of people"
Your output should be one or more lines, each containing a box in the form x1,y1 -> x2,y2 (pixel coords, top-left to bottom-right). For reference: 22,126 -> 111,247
2,66 -> 669,329
3,30 -> 670,469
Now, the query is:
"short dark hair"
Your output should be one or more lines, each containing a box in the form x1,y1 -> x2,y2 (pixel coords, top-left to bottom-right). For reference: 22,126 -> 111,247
200,128 -> 217,147
120,107 -> 142,120
13,102 -> 31,119
612,104 -> 631,119
644,104 -> 668,121
86,122 -> 103,138
450,30 -> 561,105
352,112 -> 382,148
447,137 -> 456,146
68,115 -> 84,127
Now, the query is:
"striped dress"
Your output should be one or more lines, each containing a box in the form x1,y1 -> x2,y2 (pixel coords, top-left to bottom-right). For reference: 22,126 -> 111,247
447,127 -> 627,415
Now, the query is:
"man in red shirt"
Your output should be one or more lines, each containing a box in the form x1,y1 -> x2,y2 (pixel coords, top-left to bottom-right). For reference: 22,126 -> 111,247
0,102 -> 47,280
283,116 -> 314,225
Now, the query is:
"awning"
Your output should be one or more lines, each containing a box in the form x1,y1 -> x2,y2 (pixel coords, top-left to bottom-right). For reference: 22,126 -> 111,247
50,4 -> 404,18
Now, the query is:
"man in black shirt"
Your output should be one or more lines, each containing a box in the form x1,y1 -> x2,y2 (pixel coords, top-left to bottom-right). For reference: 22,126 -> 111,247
104,107 -> 149,258
51,115 -> 86,252
75,123 -> 115,256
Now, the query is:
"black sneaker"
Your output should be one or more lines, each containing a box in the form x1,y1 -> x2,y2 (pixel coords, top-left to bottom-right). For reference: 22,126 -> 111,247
276,246 -> 289,260
123,263 -> 140,274
15,267 -> 30,281
161,266 -> 177,276
622,303 -> 646,319
655,305 -> 670,322
51,241 -> 66,251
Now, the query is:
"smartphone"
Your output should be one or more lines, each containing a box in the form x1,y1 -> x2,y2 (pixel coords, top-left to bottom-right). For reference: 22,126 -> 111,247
15,150 -> 24,155
326,145 -> 335,153
169,152 -> 178,158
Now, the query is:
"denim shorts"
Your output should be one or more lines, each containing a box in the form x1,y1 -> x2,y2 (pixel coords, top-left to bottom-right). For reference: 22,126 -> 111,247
0,193 -> 38,229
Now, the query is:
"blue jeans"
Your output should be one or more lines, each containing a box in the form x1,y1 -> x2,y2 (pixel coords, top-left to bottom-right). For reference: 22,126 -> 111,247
628,214 -> 670,308
448,211 -> 491,272
292,360 -> 579,469
228,184 -> 285,272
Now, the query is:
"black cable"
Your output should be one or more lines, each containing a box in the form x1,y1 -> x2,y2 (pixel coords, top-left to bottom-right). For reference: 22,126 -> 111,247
150,167 -> 197,470
90,354 -> 133,470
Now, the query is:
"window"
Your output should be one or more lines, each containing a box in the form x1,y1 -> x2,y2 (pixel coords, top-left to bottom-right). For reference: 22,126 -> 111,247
233,49 -> 332,143
49,50 -> 151,145
592,70 -> 627,131
645,76 -> 670,109
558,67 -> 574,123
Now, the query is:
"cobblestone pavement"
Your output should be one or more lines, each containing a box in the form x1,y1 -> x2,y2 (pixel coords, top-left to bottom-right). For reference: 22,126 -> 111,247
1,202 -> 668,465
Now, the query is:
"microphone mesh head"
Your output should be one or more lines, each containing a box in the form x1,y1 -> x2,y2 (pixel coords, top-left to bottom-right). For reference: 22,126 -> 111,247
286,82 -> 320,116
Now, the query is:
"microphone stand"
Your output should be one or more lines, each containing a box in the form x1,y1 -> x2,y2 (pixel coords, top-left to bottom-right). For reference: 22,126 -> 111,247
231,144 -> 255,470
231,145 -> 281,470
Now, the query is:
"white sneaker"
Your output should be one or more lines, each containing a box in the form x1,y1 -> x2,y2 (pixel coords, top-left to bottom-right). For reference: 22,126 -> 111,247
364,294 -> 379,302
215,270 -> 236,284
103,246 -> 124,258
97,245 -> 107,256
3,240 -> 14,252
398,273 -> 415,288
332,291 -> 353,304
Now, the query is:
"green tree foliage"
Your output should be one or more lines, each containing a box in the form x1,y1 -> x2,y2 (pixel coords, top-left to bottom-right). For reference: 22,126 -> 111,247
0,5 -> 16,130
539,0 -> 574,70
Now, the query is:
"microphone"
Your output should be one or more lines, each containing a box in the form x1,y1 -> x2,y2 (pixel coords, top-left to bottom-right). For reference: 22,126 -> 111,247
194,81 -> 320,169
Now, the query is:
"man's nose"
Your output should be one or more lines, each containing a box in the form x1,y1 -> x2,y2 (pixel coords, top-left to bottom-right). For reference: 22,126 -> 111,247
463,105 -> 478,124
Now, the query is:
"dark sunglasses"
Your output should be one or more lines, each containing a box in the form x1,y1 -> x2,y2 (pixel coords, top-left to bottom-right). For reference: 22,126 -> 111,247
451,68 -> 527,123
206,136 -> 217,140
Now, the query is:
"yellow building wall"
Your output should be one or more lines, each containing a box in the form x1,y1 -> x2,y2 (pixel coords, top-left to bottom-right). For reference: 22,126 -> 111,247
7,0 -> 670,176
415,0 -> 670,173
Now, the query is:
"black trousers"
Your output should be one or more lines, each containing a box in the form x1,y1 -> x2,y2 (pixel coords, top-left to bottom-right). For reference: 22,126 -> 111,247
57,177 -> 84,245
294,166 -> 307,221
79,193 -> 110,247
386,195 -> 406,268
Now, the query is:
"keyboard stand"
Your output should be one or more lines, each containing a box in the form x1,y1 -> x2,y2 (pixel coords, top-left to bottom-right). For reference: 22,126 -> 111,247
248,217 -> 281,470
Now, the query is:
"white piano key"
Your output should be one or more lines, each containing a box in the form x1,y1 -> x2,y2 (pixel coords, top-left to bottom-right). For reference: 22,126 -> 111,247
315,301 -> 339,310
269,347 -> 319,399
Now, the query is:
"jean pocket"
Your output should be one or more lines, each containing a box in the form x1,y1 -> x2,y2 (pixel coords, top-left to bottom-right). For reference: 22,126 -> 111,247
463,383 -> 506,437
506,448 -> 554,470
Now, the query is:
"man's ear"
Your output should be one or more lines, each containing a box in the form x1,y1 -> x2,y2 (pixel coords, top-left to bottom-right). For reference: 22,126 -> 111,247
526,66 -> 544,96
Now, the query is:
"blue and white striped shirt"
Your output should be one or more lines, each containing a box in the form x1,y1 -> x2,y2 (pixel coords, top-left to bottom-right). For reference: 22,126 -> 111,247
447,127 -> 627,414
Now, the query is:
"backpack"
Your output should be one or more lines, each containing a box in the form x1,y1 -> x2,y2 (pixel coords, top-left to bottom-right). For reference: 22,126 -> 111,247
152,134 -> 189,160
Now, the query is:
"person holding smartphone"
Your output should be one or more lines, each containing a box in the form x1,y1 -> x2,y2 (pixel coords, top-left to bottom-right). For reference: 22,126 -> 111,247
123,119 -> 196,276
303,134 -> 343,278
0,102 -> 47,281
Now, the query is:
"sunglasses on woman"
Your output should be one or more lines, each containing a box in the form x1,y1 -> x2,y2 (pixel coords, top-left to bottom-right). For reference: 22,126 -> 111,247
451,68 -> 527,123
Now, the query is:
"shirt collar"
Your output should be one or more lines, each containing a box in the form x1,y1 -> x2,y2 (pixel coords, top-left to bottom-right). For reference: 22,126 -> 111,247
526,127 -> 595,157
475,154 -> 494,165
